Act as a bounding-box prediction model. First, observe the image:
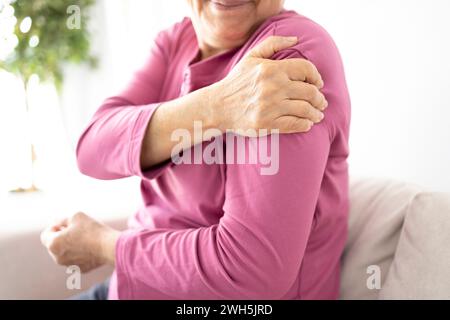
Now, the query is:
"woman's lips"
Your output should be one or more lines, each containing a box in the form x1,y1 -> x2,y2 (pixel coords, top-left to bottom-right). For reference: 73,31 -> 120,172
210,0 -> 253,10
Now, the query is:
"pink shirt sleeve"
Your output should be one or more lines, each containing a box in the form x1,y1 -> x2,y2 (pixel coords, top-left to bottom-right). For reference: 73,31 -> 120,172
112,35 -> 349,299
115,130 -> 330,299
76,30 -> 173,180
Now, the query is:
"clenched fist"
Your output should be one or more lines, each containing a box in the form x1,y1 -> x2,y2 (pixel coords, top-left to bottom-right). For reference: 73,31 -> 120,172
41,212 -> 120,273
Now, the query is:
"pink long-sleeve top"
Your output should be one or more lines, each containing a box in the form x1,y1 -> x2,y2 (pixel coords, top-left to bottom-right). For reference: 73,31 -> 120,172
77,10 -> 351,300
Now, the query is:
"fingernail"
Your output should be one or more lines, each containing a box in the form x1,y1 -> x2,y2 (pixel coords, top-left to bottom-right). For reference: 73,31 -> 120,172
316,113 -> 324,123
319,80 -> 324,88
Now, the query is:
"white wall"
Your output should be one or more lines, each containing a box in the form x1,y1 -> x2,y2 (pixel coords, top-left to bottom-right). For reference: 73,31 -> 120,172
63,0 -> 450,192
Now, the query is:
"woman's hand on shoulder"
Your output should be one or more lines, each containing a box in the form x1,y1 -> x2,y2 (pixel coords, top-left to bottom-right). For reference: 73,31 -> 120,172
210,36 -> 328,135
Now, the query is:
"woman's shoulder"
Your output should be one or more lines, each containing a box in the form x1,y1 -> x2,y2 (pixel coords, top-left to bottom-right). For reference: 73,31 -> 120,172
159,16 -> 194,39
254,11 -> 342,66
244,11 -> 348,94
249,10 -> 351,138
270,11 -> 334,43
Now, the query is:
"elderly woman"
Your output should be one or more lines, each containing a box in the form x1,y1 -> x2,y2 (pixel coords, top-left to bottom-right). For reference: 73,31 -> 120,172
41,0 -> 350,300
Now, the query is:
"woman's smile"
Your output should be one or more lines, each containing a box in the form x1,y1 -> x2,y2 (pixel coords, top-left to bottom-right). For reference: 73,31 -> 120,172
208,0 -> 255,12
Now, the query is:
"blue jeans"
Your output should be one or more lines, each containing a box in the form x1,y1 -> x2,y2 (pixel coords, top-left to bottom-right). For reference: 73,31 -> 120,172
69,278 -> 110,300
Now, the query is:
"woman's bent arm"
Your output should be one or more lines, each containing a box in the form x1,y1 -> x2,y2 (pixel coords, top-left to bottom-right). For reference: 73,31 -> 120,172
141,36 -> 327,169
110,26 -> 350,299
77,36 -> 327,179
114,125 -> 331,299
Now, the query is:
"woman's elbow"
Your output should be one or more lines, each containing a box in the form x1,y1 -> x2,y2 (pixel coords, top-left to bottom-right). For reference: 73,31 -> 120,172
224,269 -> 296,300
76,136 -> 119,180
219,249 -> 298,299
76,139 -> 99,178
216,227 -> 300,299
249,269 -> 297,299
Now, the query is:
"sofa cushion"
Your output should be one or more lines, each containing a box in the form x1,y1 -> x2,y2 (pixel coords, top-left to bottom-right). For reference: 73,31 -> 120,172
379,192 -> 450,299
340,178 -> 423,300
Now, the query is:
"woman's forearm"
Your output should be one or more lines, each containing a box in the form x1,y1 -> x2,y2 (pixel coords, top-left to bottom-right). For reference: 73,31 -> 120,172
140,86 -> 221,169
141,37 -> 328,170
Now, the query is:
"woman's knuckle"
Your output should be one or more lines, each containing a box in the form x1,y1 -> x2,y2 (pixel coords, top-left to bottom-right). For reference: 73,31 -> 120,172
305,106 -> 315,119
300,101 -> 310,112
307,85 -> 319,100
303,103 -> 314,118
255,64 -> 265,78
260,86 -> 275,100
257,62 -> 274,79
72,211 -> 86,221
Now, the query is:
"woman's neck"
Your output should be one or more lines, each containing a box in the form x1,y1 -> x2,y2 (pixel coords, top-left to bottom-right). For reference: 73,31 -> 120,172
198,44 -> 230,61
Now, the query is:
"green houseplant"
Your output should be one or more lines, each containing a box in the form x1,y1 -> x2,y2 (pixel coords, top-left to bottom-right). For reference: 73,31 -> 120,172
0,0 -> 96,192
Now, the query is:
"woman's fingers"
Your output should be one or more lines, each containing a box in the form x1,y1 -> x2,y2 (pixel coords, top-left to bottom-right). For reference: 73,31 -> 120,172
50,217 -> 69,232
216,36 -> 328,135
247,39 -> 324,88
279,58 -> 324,88
273,116 -> 314,134
40,226 -> 66,255
280,100 -> 324,124
287,81 -> 328,110
247,36 -> 298,59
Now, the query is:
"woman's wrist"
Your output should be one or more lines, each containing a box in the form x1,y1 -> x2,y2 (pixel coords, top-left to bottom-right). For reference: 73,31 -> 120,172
97,226 -> 121,266
202,82 -> 228,133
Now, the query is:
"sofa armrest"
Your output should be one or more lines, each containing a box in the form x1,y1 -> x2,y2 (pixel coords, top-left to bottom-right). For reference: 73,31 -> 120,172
340,177 -> 423,300
379,192 -> 450,299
